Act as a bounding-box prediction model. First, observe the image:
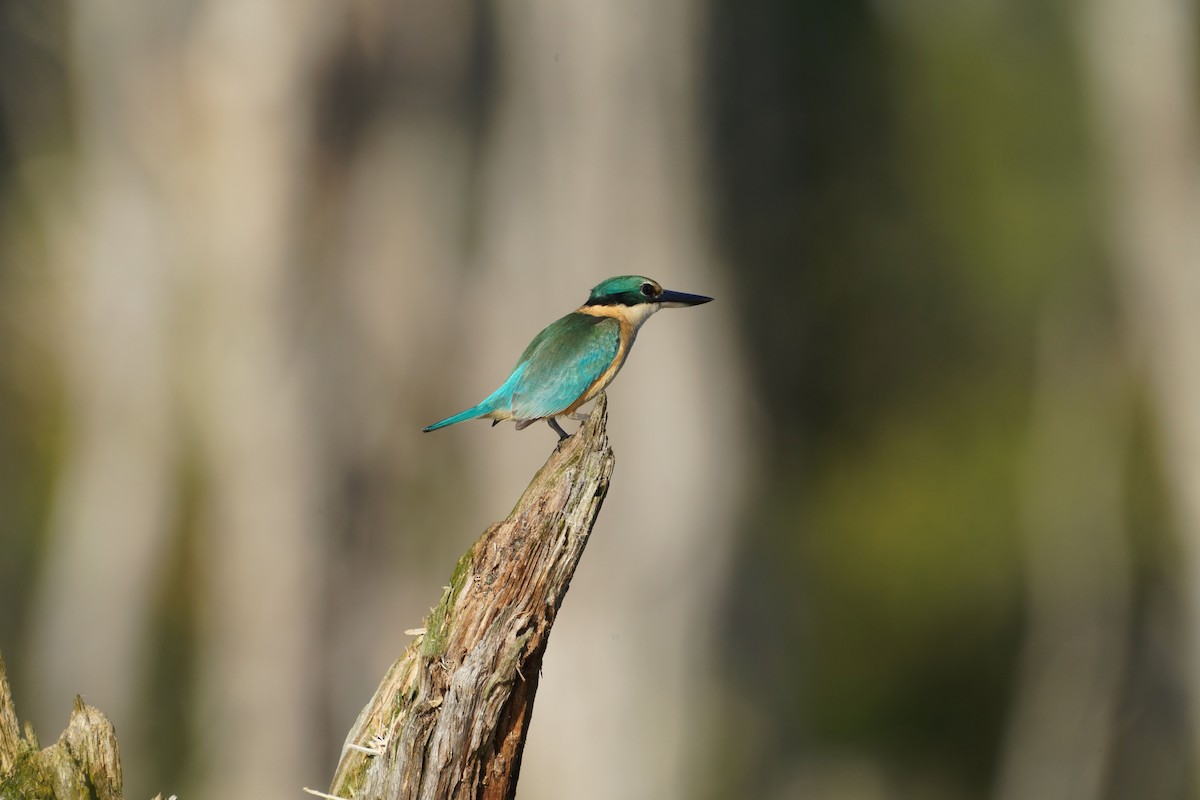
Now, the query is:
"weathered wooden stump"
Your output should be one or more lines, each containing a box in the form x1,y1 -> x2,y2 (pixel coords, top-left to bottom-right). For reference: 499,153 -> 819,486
319,394 -> 615,800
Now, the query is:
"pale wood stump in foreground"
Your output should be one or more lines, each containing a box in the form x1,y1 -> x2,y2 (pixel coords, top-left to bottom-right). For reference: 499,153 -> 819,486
322,394 -> 614,800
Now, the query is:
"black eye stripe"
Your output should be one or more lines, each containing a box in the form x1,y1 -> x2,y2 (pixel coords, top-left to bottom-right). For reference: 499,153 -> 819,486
586,283 -> 659,307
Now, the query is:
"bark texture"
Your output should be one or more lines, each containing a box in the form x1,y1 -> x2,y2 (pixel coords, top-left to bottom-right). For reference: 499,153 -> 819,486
326,396 -> 615,800
0,653 -> 122,800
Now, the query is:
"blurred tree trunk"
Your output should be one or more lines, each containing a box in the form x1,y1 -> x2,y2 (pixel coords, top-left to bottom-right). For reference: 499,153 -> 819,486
993,302 -> 1130,800
178,3 -> 335,797
28,0 -> 183,773
305,0 -> 488,762
465,3 -> 749,799
29,2 -> 338,797
1079,0 -> 1200,769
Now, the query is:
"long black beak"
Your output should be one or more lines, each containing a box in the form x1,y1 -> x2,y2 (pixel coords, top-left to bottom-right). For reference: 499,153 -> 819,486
658,289 -> 713,308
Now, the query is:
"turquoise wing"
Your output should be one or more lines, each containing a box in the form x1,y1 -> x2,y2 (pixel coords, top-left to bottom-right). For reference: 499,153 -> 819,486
509,313 -> 620,421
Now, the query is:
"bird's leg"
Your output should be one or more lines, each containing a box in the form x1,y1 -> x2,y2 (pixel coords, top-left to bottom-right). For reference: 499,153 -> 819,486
547,417 -> 570,441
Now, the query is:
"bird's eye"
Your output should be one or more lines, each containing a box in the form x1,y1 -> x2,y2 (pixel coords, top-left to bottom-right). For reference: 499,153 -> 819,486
640,283 -> 656,298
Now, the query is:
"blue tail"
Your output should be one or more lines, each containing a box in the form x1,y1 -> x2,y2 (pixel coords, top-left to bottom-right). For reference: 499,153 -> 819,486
423,364 -> 526,433
422,403 -> 488,432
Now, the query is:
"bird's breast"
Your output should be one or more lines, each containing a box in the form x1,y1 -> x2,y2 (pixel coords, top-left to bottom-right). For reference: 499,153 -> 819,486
569,322 -> 639,411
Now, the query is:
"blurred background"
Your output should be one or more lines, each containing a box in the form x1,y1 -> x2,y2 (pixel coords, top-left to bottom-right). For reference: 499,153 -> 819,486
1,0 -> 1198,798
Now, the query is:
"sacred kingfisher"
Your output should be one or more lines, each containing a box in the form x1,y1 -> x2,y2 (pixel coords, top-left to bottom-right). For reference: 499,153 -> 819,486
423,275 -> 712,440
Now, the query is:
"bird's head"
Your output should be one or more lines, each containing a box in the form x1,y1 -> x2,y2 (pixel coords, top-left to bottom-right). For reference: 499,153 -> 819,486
584,275 -> 712,311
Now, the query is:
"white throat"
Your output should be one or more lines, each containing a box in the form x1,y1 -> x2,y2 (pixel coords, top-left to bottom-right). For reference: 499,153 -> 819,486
625,302 -> 660,332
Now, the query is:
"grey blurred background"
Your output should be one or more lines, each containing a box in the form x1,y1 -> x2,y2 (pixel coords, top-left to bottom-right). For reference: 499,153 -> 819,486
1,0 -> 1198,798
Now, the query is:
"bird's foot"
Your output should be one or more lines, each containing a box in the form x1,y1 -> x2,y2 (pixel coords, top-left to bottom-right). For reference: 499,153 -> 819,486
548,417 -> 571,443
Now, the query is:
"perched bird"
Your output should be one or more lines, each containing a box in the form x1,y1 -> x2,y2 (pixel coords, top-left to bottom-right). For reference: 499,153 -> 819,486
423,275 -> 712,440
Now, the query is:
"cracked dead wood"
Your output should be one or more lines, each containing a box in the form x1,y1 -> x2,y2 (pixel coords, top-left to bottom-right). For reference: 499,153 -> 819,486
322,394 -> 615,800
0,653 -> 124,800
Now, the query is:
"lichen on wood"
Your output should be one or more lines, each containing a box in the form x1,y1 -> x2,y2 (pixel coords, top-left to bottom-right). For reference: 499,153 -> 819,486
0,653 -> 124,800
325,394 -> 615,800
